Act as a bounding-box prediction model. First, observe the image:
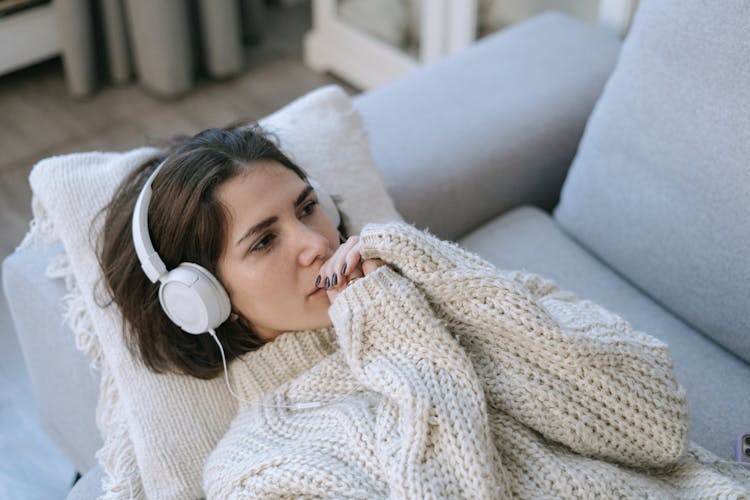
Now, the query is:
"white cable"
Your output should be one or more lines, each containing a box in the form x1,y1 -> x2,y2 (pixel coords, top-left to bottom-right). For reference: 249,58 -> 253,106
208,328 -> 361,410
209,328 -> 256,404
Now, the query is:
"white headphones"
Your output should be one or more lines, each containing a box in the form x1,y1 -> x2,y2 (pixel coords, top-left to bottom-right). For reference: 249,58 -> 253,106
131,160 -> 341,335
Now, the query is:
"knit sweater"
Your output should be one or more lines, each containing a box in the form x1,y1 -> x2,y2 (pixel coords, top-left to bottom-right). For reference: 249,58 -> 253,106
204,221 -> 750,498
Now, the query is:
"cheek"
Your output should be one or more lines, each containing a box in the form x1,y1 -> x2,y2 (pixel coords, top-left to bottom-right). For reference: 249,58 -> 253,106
222,259 -> 290,315
226,265 -> 258,300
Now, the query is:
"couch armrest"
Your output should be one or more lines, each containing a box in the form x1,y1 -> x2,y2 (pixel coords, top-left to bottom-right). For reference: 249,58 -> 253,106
2,244 -> 101,472
354,12 -> 621,241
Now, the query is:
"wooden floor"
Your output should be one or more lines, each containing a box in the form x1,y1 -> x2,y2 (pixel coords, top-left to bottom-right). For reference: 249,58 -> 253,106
0,2 -> 353,496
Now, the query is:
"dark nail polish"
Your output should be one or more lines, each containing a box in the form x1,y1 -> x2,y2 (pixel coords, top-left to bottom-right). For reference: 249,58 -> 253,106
341,263 -> 347,275
324,277 -> 330,289
315,275 -> 321,287
332,272 -> 338,286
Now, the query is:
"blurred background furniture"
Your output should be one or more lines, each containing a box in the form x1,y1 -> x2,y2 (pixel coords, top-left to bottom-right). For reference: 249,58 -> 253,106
0,0 -> 266,97
0,1 -> 60,77
1,0 -> 637,96
57,0 -> 267,97
304,0 -> 638,89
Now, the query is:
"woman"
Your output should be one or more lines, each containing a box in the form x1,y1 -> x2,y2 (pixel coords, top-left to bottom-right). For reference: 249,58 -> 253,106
100,125 -> 749,498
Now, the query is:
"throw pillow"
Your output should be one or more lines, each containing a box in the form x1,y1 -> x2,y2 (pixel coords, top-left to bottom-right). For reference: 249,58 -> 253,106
553,0 -> 750,362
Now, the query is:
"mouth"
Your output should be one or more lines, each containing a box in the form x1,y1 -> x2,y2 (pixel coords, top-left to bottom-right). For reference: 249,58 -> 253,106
308,287 -> 326,297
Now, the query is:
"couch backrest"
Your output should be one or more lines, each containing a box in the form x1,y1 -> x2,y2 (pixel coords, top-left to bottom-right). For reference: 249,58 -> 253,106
554,0 -> 750,362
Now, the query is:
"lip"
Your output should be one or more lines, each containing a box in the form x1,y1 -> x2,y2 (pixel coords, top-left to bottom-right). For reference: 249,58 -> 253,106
308,287 -> 326,297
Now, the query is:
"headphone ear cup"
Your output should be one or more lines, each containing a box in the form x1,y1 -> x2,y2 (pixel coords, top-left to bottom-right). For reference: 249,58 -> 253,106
308,178 -> 341,228
158,263 -> 231,334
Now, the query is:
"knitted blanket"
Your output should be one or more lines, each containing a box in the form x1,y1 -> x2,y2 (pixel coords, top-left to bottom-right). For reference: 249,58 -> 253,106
204,221 -> 750,498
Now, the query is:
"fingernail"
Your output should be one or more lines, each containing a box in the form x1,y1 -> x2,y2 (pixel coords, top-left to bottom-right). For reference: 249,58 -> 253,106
315,275 -> 321,287
332,272 -> 338,286
341,263 -> 347,275
324,277 -> 330,289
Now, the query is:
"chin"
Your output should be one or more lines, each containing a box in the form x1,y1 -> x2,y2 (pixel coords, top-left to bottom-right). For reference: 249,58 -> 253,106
301,293 -> 333,329
312,309 -> 334,329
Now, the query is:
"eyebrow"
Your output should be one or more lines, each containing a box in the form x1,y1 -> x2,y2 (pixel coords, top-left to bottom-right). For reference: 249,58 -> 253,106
235,184 -> 314,246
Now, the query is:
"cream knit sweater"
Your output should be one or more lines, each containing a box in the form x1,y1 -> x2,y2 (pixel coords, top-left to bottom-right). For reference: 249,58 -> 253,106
204,221 -> 750,498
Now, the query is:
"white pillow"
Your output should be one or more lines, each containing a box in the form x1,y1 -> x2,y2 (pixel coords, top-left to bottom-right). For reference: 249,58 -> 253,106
27,85 -> 402,499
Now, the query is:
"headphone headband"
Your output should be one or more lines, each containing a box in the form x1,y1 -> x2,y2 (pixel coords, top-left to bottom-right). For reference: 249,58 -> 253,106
132,161 -> 168,283
132,159 -> 232,334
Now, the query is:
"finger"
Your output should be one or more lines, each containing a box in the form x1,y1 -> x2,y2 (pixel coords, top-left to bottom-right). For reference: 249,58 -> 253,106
340,240 -> 362,278
329,237 -> 360,288
320,236 -> 359,289
326,269 -> 363,304
344,267 -> 364,284
336,236 -> 360,280
362,258 -> 386,276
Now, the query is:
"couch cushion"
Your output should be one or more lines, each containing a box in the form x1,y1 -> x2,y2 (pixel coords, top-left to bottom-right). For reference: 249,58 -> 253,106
459,206 -> 750,461
553,0 -> 750,362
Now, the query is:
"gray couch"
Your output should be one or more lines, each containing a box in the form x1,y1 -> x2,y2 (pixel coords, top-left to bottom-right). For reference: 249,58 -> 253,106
4,1 -> 749,498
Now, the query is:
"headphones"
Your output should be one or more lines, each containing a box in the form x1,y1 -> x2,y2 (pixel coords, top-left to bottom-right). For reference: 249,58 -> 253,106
131,160 -> 341,335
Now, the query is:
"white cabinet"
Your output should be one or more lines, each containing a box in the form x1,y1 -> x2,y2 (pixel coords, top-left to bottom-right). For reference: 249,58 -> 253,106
0,3 -> 61,76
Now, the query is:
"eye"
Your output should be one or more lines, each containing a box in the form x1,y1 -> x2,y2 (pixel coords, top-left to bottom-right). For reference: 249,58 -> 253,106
301,200 -> 318,217
250,233 -> 276,253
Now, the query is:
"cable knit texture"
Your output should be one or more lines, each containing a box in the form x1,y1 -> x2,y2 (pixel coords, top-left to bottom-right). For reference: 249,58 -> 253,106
204,221 -> 750,498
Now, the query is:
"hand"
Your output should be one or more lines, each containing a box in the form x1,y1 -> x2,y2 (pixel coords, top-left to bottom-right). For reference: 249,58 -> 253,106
315,235 -> 386,304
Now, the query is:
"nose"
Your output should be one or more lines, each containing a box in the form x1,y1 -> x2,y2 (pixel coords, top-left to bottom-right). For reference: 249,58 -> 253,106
296,223 -> 331,268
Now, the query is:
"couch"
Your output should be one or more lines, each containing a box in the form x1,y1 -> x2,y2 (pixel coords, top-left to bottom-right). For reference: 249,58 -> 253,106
4,1 -> 749,498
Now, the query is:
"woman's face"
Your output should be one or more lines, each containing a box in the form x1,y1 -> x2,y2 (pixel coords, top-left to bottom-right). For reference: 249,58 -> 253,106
215,161 -> 340,341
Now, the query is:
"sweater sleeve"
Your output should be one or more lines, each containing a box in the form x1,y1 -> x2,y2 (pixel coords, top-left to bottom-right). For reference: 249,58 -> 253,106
328,265 -> 509,499
356,221 -> 690,470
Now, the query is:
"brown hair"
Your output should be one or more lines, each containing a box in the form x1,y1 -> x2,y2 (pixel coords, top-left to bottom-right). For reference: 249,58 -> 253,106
98,124 -> 343,379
